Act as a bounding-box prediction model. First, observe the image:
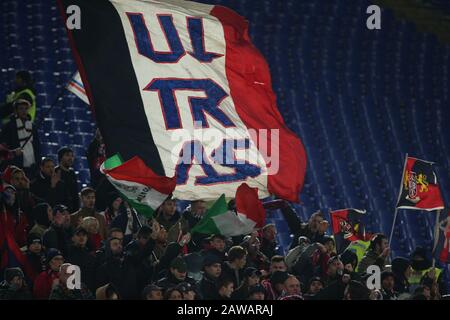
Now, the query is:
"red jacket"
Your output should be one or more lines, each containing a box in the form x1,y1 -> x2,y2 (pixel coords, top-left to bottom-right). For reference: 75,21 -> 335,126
33,270 -> 59,300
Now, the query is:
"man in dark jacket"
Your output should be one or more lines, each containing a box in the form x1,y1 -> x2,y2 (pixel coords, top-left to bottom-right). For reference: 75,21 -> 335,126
0,268 -> 32,300
221,246 -> 247,288
201,234 -> 227,263
30,158 -> 69,207
95,237 -> 139,300
66,227 -> 96,292
357,233 -> 390,274
24,233 -> 45,282
198,254 -> 222,300
0,97 -> 40,178
55,147 -> 80,212
43,205 -> 73,256
181,200 -> 208,251
265,200 -> 328,249
260,224 -> 278,259
392,257 -> 412,294
156,256 -> 197,290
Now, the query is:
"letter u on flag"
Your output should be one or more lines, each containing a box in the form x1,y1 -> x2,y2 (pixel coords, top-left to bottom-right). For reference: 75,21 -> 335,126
57,0 -> 306,202
395,155 -> 445,211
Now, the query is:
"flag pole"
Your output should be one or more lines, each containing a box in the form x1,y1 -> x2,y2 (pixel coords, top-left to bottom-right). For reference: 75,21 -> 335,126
431,209 -> 442,268
389,154 -> 409,252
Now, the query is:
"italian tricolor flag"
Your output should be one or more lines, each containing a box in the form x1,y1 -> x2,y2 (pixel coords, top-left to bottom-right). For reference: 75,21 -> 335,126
100,154 -> 176,218
191,184 -> 265,236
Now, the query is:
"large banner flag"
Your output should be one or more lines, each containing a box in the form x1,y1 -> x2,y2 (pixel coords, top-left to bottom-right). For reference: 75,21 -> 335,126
67,72 -> 89,104
396,156 -> 445,211
330,208 -> 370,253
433,209 -> 450,264
100,154 -> 176,218
57,0 -> 306,202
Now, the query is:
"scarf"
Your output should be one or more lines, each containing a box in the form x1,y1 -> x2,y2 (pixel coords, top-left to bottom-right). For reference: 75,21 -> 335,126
16,117 -> 35,167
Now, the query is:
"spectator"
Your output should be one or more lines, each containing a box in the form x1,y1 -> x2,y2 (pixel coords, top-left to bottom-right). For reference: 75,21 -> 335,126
303,277 -> 324,300
66,227 -> 96,292
222,246 -> 247,288
0,267 -> 32,300
176,282 -> 197,300
198,254 -> 222,300
1,70 -> 36,123
357,233 -> 390,274
343,280 -> 371,300
156,198 -> 180,232
285,236 -> 311,271
181,200 -> 208,251
380,271 -> 398,300
260,224 -> 278,259
33,249 -> 64,299
8,166 -> 37,223
96,283 -> 120,300
157,256 -> 196,291
248,284 -> 266,300
70,187 -> 107,240
2,184 -> 29,247
81,216 -> 102,252
42,205 -> 72,256
0,97 -> 40,178
163,287 -> 183,300
240,232 -> 270,271
29,203 -> 52,238
322,255 -> 345,287
95,237 -> 139,300
110,201 -> 139,245
339,249 -> 360,282
49,263 -> 94,300
268,255 -> 288,275
279,275 -> 302,300
24,233 -> 45,281
263,270 -> 289,300
275,200 -> 328,249
103,192 -> 122,226
217,278 -> 234,300
94,228 -> 124,269
55,147 -> 79,212
232,267 -> 262,300
30,158 -> 69,207
201,234 -> 227,263
142,284 -> 163,300
392,257 -> 412,294
409,246 -> 445,295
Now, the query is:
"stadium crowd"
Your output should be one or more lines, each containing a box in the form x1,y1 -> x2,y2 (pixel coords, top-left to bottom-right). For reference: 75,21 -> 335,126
0,71 -> 448,300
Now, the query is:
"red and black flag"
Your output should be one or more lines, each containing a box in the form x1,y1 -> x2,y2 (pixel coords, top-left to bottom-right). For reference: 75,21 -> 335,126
396,156 -> 445,211
433,209 -> 450,264
330,208 -> 370,253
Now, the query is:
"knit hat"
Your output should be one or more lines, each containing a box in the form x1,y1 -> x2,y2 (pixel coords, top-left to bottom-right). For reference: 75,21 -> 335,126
27,233 -> 42,247
248,284 -> 266,296
4,268 -> 24,283
339,249 -> 358,268
270,271 -> 289,286
202,254 -> 222,268
46,248 -> 63,264
170,256 -> 187,273
392,257 -> 411,275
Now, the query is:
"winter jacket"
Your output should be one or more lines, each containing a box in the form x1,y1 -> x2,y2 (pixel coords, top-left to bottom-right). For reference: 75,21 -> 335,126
357,249 -> 386,274
221,262 -> 245,288
55,166 -> 80,212
30,173 -> 69,208
33,269 -> 59,299
66,244 -> 96,292
0,280 -> 33,300
156,272 -> 197,291
42,224 -> 72,256
198,274 -> 220,300
49,283 -> 94,300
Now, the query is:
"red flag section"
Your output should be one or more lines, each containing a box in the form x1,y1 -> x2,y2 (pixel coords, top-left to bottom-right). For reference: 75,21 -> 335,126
235,183 -> 265,228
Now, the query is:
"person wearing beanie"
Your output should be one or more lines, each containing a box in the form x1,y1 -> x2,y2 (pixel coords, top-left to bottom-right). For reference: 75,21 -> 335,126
42,204 -> 72,256
248,284 -> 266,300
29,203 -> 53,238
33,248 -> 64,299
49,263 -> 94,300
380,271 -> 398,300
55,146 -> 80,212
392,257 -> 412,294
0,267 -> 32,300
1,183 -> 29,247
231,267 -> 262,300
24,233 -> 45,281
156,256 -> 196,291
198,253 -> 222,300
